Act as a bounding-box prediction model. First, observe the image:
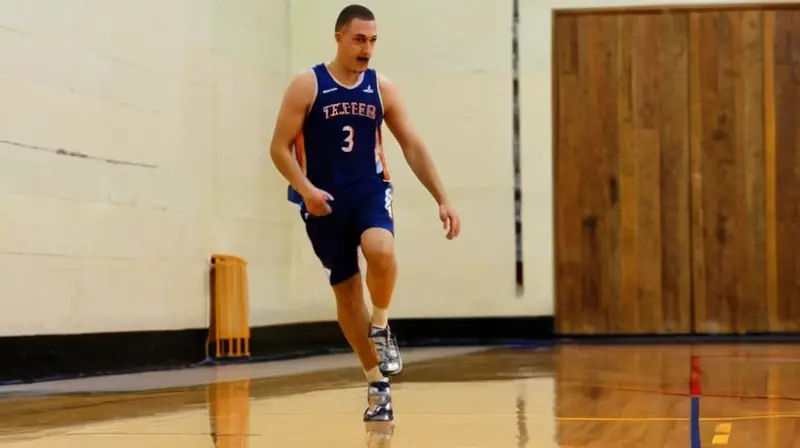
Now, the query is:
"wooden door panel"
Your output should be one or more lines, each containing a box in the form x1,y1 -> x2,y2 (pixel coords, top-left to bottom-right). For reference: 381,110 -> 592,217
554,12 -> 691,335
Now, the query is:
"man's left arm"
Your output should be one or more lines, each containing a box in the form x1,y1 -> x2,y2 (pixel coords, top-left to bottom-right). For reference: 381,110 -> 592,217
379,73 -> 461,239
379,74 -> 448,205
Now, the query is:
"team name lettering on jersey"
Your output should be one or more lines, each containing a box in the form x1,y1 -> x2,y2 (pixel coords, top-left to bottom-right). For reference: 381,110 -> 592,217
322,102 -> 377,120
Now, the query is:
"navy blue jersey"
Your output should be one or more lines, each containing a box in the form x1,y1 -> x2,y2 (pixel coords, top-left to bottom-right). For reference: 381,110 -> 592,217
288,63 -> 390,204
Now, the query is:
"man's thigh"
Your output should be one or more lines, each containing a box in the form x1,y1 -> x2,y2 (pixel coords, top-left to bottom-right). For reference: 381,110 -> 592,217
354,182 -> 395,237
301,205 -> 360,285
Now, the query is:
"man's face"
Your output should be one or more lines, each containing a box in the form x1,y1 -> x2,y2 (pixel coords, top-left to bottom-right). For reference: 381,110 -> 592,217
336,18 -> 378,73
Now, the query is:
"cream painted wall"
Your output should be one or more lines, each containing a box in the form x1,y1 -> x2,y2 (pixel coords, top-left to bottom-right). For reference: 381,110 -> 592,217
288,0 -> 786,319
0,0 -> 778,335
0,0 -> 293,335
288,0 -> 522,318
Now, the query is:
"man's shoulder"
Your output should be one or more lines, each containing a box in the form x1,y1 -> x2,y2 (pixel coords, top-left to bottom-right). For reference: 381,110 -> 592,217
282,69 -> 318,107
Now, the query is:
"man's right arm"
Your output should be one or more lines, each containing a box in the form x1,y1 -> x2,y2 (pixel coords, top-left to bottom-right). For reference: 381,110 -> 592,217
269,71 -> 316,198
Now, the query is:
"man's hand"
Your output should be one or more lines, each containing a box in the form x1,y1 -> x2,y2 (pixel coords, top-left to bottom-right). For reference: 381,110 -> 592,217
303,187 -> 334,216
438,203 -> 461,240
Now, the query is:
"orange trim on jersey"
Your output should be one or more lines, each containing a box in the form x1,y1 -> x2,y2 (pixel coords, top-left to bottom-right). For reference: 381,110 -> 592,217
376,127 -> 390,181
294,132 -> 307,173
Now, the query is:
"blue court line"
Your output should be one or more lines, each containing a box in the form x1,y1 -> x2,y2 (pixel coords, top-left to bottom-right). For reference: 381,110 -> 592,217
691,395 -> 701,448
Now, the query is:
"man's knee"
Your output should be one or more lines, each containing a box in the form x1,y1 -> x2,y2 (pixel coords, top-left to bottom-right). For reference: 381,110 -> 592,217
332,273 -> 362,305
361,228 -> 396,274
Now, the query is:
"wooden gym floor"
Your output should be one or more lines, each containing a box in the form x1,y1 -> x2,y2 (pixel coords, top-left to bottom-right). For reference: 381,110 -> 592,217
0,343 -> 798,447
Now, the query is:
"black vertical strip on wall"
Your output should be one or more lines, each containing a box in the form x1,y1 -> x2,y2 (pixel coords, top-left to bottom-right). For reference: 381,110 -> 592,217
512,0 -> 524,296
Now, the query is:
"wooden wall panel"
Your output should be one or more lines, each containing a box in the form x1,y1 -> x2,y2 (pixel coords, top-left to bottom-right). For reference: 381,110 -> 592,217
553,14 -> 609,334
768,9 -> 800,331
554,13 -> 692,335
554,6 -> 800,336
689,10 -> 769,333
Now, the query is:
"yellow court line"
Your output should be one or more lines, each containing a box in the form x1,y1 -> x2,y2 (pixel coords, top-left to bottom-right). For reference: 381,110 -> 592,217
557,414 -> 800,422
715,423 -> 732,433
712,422 -> 732,445
712,434 -> 730,444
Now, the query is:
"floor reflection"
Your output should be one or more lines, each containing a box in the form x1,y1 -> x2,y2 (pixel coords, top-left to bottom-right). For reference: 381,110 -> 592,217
365,421 -> 395,448
2,344 -> 800,446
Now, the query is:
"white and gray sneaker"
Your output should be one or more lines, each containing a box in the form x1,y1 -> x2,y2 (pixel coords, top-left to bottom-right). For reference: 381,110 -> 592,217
363,378 -> 393,422
369,325 -> 403,377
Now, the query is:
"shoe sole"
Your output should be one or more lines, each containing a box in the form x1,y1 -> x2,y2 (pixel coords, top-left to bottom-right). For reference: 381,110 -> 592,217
380,360 -> 403,377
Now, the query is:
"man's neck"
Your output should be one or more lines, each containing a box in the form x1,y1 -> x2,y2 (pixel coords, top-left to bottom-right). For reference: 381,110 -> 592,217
327,59 -> 361,86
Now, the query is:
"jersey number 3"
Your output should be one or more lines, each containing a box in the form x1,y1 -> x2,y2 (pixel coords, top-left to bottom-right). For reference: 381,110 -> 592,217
341,126 -> 354,152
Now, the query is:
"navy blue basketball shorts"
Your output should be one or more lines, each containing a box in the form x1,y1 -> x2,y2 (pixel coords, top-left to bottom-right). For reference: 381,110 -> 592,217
300,182 -> 394,285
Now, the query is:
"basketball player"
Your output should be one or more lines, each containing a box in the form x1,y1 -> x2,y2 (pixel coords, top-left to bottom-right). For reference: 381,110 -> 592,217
269,4 -> 461,421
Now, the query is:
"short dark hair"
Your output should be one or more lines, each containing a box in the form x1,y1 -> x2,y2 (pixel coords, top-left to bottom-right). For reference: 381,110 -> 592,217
335,4 -> 375,31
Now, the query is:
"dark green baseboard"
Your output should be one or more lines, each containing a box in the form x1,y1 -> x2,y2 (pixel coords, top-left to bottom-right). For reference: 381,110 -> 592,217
0,316 -> 554,386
